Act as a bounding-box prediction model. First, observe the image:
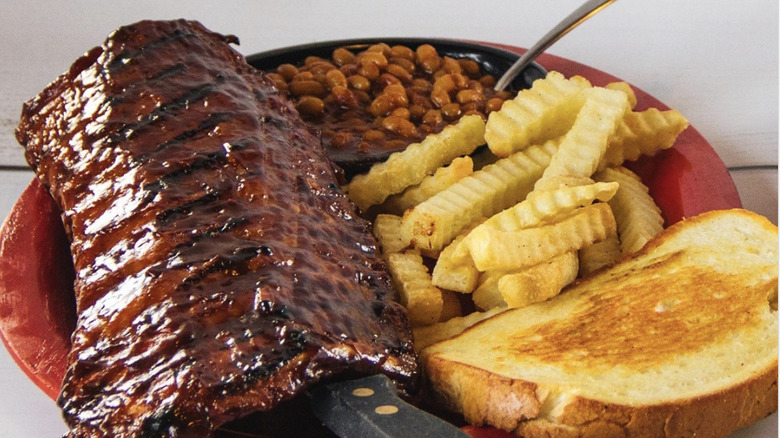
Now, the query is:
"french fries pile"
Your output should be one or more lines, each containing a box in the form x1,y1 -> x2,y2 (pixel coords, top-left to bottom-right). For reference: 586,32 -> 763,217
345,71 -> 688,348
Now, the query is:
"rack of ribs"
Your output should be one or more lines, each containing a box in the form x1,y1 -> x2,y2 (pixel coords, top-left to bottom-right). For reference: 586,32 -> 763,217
16,19 -> 419,437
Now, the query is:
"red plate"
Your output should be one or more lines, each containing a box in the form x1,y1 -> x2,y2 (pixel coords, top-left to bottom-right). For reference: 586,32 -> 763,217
0,43 -> 741,435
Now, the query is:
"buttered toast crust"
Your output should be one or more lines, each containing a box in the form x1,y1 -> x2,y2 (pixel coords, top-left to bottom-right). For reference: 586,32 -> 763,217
422,209 -> 778,438
425,354 -> 777,437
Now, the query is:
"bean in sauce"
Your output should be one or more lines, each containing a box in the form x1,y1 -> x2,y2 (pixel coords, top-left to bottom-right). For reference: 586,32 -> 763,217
265,42 -> 516,175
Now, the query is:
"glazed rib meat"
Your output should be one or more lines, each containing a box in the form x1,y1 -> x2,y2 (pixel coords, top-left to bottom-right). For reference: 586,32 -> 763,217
16,19 -> 418,437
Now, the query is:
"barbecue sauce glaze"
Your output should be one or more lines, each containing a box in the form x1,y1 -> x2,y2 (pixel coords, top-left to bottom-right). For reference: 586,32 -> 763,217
17,19 -> 418,437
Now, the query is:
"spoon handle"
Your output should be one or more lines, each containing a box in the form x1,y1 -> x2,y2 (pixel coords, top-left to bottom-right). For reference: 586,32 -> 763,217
495,0 -> 618,91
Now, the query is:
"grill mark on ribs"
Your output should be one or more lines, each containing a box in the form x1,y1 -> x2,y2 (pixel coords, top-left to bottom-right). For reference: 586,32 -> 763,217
106,81 -> 222,148
105,28 -> 195,71
16,19 -> 418,437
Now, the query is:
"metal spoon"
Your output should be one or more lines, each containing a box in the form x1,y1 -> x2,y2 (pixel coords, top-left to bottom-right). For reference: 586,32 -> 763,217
495,0 -> 619,91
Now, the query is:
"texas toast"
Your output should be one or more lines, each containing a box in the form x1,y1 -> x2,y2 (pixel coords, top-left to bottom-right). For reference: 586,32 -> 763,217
422,208 -> 778,438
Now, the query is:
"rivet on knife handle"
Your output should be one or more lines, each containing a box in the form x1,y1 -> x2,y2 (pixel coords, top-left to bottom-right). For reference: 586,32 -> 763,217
309,374 -> 470,438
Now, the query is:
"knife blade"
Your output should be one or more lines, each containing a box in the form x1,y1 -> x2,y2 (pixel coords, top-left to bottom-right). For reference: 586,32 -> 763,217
309,374 -> 471,438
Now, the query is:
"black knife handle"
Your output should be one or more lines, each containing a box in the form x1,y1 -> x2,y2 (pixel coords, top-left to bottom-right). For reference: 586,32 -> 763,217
309,375 -> 470,438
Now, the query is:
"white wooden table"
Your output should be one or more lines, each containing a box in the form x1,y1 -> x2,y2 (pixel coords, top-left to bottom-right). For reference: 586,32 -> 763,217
0,1 -> 776,436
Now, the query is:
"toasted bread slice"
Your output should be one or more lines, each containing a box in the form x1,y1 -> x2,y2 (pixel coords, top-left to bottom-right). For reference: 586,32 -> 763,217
422,209 -> 778,438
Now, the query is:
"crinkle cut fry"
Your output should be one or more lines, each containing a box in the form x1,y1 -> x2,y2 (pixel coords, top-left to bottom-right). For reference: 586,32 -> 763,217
402,138 -> 561,251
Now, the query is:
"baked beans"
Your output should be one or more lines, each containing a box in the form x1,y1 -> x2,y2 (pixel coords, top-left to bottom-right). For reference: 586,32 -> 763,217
266,42 -> 516,173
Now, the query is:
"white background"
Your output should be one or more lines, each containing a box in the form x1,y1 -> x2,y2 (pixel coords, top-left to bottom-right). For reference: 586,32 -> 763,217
0,1 -> 776,437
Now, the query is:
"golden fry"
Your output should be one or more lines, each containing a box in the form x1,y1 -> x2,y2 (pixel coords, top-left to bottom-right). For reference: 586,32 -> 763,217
450,181 -> 617,263
485,72 -> 591,157
484,181 -> 619,231
536,86 -> 630,187
595,166 -> 664,254
466,203 -> 617,271
605,81 -> 637,109
472,269 -> 507,311
431,222 -> 483,293
578,234 -> 621,276
379,156 -> 474,215
401,138 -> 561,251
532,175 -> 595,192
498,251 -> 578,308
373,214 -> 408,255
598,108 -> 689,171
347,114 -> 485,211
386,250 -> 443,326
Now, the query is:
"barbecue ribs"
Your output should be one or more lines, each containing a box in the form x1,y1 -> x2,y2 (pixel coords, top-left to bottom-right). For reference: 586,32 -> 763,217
16,19 -> 418,437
